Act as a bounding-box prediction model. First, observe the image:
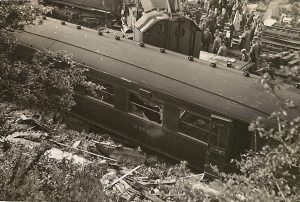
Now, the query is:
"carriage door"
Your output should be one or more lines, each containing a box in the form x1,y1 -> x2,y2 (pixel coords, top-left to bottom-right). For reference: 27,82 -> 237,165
204,115 -> 233,178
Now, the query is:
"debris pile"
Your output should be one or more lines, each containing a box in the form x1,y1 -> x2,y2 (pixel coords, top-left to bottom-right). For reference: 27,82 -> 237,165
0,104 -> 221,201
100,162 -> 212,201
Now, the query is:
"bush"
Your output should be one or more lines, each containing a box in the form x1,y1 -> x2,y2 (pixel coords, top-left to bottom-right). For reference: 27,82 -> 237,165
0,143 -> 109,201
0,50 -> 87,112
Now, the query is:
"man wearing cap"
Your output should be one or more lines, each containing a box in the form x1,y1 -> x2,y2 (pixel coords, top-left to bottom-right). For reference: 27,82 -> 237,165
253,36 -> 262,54
241,49 -> 250,62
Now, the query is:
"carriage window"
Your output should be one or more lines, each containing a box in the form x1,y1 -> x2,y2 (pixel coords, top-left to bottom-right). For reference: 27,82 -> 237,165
128,91 -> 163,125
211,120 -> 230,149
86,78 -> 114,106
178,110 -> 211,141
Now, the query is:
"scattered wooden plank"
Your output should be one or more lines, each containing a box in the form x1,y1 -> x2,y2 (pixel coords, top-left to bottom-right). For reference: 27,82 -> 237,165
142,190 -> 165,202
71,140 -> 81,149
50,140 -> 117,162
108,165 -> 142,188
180,173 -> 205,180
96,143 -> 146,165
120,179 -> 131,190
126,192 -> 137,202
115,183 -> 126,193
139,178 -> 176,186
115,183 -> 130,201
288,59 -> 300,66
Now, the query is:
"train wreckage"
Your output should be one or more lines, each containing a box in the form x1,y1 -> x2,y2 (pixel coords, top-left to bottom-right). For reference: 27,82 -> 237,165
14,17 -> 300,177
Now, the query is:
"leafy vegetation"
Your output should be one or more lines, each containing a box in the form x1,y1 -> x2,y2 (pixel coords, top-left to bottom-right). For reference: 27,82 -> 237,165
0,2 -> 110,201
1,50 -> 87,111
0,1 -> 299,202
176,72 -> 300,201
0,140 -> 109,201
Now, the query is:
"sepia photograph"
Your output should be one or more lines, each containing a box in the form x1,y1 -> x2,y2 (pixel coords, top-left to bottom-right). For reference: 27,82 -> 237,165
0,0 -> 299,201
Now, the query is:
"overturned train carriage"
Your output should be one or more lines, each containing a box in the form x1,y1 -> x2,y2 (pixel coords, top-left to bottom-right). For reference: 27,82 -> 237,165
15,18 -> 300,176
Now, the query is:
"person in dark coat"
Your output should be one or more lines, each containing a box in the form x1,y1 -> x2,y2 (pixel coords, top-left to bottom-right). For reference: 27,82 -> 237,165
249,39 -> 260,70
226,19 -> 235,47
239,26 -> 250,50
195,8 -> 202,25
247,11 -> 254,28
220,7 -> 229,22
212,33 -> 222,54
202,28 -> 213,52
207,10 -> 217,35
216,15 -> 225,31
226,0 -> 235,18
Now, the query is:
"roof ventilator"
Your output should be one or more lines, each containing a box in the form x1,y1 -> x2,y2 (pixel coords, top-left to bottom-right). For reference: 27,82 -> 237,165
98,31 -> 103,36
210,62 -> 216,68
227,61 -> 233,68
188,56 -> 193,61
61,21 -> 66,25
294,83 -> 300,89
76,25 -> 81,29
139,42 -> 145,47
160,48 -> 165,53
42,16 -> 47,20
115,36 -> 120,40
243,71 -> 250,77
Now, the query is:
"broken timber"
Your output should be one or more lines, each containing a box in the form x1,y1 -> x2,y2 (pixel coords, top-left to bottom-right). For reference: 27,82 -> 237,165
50,139 -> 117,162
108,165 -> 142,188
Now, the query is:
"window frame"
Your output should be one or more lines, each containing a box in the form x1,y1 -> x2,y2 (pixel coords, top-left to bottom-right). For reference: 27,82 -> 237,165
85,77 -> 115,107
177,109 -> 211,142
127,90 -> 163,126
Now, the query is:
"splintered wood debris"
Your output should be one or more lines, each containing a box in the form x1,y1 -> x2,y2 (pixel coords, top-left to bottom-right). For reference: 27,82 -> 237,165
1,108 -> 220,201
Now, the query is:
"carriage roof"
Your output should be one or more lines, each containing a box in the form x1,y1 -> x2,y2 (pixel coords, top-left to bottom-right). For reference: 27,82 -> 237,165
15,18 -> 300,123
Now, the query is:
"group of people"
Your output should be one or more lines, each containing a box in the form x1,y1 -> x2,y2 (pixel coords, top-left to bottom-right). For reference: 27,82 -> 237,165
186,0 -> 264,70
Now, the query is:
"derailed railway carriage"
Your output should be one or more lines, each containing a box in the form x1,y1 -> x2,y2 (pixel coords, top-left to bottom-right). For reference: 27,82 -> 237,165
15,18 -> 300,176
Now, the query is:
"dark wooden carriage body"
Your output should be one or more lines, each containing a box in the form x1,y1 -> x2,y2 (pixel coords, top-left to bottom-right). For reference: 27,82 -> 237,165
15,18 -> 300,176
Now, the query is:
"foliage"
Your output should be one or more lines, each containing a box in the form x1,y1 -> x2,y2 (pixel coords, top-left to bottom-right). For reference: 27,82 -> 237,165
1,1 -> 299,202
0,1 -> 51,32
0,142 -> 109,201
0,1 -> 93,112
0,1 -> 52,56
164,69 -> 300,201
213,113 -> 300,202
178,70 -> 300,201
1,50 -> 87,112
0,104 -> 110,201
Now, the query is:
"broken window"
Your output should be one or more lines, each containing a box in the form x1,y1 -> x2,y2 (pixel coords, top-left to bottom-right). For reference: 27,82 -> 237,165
178,110 -> 211,142
210,115 -> 231,149
85,78 -> 114,106
128,91 -> 163,125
